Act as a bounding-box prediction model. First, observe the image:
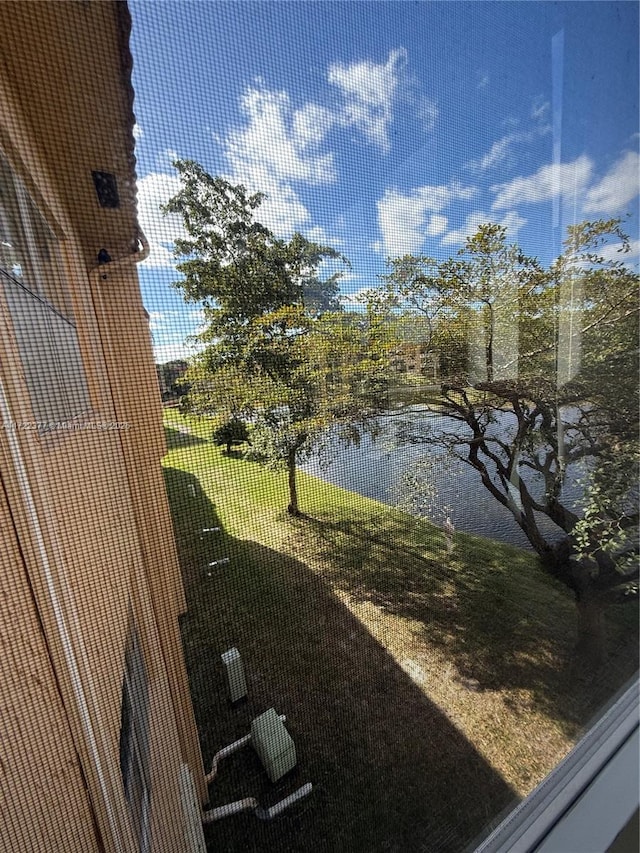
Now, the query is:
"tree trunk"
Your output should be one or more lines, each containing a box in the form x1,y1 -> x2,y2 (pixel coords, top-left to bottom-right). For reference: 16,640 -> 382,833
287,448 -> 300,516
485,305 -> 494,382
574,596 -> 606,665
486,337 -> 494,382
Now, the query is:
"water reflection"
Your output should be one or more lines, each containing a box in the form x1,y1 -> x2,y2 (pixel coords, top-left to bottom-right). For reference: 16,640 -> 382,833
302,408 -> 581,550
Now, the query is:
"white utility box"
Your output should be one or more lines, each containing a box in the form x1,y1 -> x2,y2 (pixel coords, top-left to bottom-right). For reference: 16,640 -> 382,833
221,647 -> 247,702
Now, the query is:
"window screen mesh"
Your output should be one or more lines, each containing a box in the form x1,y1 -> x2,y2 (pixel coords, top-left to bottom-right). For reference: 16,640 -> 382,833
0,2 -> 637,852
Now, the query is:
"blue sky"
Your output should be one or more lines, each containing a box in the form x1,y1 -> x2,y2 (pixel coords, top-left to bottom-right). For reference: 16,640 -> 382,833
129,1 -> 639,363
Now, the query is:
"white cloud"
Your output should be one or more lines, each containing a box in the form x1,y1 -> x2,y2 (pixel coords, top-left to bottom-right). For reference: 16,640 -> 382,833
489,150 -> 639,218
377,189 -> 429,257
531,97 -> 551,129
441,210 -> 526,246
140,51 -> 441,261
149,309 -> 206,363
190,308 -> 208,337
427,214 -> 448,236
227,85 -> 336,185
222,83 -> 338,237
491,155 -> 593,210
233,163 -> 312,237
133,123 -> 144,140
147,310 -> 165,331
304,224 -> 342,247
163,148 -> 179,165
468,133 -> 522,172
137,172 -> 185,268
142,243 -> 177,269
153,342 -> 202,363
328,49 -> 407,151
468,97 -> 550,174
599,238 -> 640,265
583,150 -> 640,215
376,182 -> 476,257
138,83 -> 339,257
411,91 -> 439,134
477,72 -> 489,90
147,308 -> 203,332
293,103 -> 336,149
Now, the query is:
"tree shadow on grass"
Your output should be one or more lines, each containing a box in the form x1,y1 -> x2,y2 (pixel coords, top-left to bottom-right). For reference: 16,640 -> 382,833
165,425 -> 209,451
218,447 -> 249,460
163,466 -> 516,853
299,509 -> 639,740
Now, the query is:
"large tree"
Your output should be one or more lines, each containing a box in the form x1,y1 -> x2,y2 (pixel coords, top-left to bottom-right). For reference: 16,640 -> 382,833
383,220 -> 639,661
378,226 -> 544,383
156,359 -> 189,399
165,160 -> 387,515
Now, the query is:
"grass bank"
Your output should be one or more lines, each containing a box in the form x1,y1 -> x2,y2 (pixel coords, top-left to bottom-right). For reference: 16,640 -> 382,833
163,412 -> 638,852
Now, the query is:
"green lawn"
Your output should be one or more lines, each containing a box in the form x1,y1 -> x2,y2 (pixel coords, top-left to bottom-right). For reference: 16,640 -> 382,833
163,413 -> 638,852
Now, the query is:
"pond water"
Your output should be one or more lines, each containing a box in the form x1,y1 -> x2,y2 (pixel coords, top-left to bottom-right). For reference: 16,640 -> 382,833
301,408 -> 582,550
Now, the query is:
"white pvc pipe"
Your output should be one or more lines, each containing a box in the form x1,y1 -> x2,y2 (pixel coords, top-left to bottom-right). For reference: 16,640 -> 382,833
205,715 -> 286,783
93,232 -> 150,272
261,783 -> 313,820
202,798 -> 259,823
201,783 -> 313,823
204,733 -> 251,784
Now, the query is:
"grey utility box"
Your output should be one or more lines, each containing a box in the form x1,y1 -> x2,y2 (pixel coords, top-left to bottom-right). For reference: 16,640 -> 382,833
251,708 -> 297,782
221,647 -> 247,702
